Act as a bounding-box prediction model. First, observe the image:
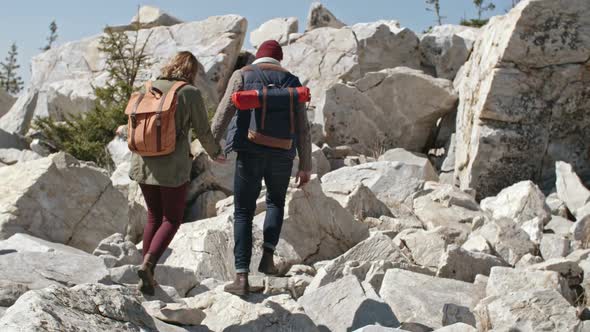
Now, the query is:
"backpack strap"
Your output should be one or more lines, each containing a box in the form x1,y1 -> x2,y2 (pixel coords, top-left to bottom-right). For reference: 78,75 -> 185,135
248,65 -> 269,129
129,83 -> 149,151
250,64 -> 271,87
281,76 -> 296,89
168,81 -> 189,95
288,87 -> 295,135
155,81 -> 188,152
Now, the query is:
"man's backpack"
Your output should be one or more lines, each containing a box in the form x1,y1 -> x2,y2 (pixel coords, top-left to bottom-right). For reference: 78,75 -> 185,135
124,81 -> 188,157
242,64 -> 304,151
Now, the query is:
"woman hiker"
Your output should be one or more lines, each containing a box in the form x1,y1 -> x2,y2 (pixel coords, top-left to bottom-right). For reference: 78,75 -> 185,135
129,51 -> 224,295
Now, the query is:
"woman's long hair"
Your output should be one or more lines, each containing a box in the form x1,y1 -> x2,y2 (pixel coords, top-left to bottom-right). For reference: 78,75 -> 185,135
160,51 -> 200,83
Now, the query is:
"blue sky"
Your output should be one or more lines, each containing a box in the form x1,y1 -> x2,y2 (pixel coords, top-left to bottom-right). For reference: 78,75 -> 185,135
1,0 -> 514,86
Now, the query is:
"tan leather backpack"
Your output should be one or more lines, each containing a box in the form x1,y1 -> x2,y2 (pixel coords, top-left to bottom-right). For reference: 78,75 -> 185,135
124,81 -> 188,156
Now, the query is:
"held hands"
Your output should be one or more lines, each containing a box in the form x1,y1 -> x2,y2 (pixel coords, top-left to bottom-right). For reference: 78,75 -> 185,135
213,154 -> 227,164
295,170 -> 311,188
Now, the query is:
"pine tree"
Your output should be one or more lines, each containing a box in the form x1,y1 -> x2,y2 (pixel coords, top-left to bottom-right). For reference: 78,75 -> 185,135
34,16 -> 153,167
41,20 -> 59,51
0,43 -> 24,95
474,0 -> 496,20
461,0 -> 496,27
425,0 -> 445,25
96,25 -> 153,109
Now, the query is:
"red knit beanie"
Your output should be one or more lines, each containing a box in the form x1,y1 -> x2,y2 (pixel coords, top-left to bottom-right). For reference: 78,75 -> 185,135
255,40 -> 283,61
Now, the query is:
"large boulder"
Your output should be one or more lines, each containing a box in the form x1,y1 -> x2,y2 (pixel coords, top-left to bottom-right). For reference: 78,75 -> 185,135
185,288 -> 319,331
305,2 -> 345,31
283,21 -> 421,128
351,22 -> 420,77
110,5 -> 182,31
0,14 -> 247,135
0,152 -> 128,252
283,27 -> 358,115
164,178 -> 368,280
480,180 -> 551,226
412,182 -> 484,235
299,275 -> 399,331
380,269 -> 482,330
320,68 -> 457,155
394,227 -> 463,269
470,218 -> 535,265
321,160 -> 438,210
556,161 -> 590,219
258,177 -> 369,264
486,266 -> 573,303
250,17 -> 298,48
161,214 -> 236,281
420,25 -> 480,80
437,245 -> 508,283
0,284 -> 186,332
306,233 -> 408,292
475,290 -> 580,331
0,234 -> 110,296
0,90 -> 15,119
529,258 -> 584,290
322,182 -> 393,221
540,233 -> 571,259
453,0 -> 590,199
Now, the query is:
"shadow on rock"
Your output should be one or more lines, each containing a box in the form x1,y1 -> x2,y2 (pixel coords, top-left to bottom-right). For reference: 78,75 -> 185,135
345,299 -> 401,332
222,300 -> 318,332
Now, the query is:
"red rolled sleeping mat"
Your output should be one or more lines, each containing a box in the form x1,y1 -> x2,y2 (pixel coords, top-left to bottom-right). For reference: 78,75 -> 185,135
232,86 -> 311,111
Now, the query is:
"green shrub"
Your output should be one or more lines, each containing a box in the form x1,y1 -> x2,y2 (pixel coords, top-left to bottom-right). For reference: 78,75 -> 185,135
33,21 -> 153,169
460,18 -> 489,27
34,105 -> 127,169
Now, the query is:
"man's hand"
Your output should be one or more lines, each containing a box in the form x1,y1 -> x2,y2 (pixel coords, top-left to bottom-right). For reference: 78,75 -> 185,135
213,154 -> 227,164
295,170 -> 311,188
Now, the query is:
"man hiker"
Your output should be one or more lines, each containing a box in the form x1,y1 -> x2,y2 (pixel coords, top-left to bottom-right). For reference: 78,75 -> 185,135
211,40 -> 313,296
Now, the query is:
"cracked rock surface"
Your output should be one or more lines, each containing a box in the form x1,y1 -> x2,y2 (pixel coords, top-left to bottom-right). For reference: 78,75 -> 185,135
453,0 -> 590,199
0,284 -> 185,332
0,152 -> 128,252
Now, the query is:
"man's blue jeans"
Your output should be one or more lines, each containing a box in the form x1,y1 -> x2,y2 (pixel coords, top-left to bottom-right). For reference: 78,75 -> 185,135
233,151 -> 293,273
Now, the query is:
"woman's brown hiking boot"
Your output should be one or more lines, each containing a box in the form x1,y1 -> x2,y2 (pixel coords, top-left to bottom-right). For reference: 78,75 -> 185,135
224,273 -> 249,296
258,250 -> 279,275
138,254 -> 157,296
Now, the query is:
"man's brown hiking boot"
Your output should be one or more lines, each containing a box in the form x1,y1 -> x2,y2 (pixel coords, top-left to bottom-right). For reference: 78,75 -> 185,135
224,273 -> 249,296
138,253 -> 157,296
258,250 -> 279,275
